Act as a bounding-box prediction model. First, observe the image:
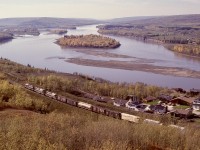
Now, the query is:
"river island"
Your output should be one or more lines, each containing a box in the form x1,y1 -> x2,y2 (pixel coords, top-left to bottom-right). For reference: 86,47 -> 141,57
56,34 -> 121,48
49,29 -> 68,35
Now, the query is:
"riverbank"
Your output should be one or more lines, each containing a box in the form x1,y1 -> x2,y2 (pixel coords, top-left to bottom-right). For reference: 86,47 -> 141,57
66,58 -> 200,79
98,24 -> 200,58
99,29 -> 200,58
166,44 -> 200,58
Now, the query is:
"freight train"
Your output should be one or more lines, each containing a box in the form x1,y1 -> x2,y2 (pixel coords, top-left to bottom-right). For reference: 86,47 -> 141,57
25,83 -> 139,123
24,83 -> 185,130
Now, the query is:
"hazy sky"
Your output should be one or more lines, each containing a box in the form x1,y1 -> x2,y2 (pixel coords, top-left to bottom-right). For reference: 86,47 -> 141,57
0,0 -> 200,19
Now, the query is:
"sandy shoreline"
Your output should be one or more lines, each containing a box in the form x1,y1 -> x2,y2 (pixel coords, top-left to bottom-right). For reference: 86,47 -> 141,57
66,58 -> 200,79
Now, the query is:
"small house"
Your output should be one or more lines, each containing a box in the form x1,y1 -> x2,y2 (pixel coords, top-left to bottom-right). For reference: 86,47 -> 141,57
126,101 -> 142,111
171,96 -> 195,106
192,98 -> 200,110
171,109 -> 193,119
158,94 -> 173,103
149,105 -> 167,114
113,99 -> 127,107
126,101 -> 141,108
143,96 -> 157,103
136,104 -> 150,112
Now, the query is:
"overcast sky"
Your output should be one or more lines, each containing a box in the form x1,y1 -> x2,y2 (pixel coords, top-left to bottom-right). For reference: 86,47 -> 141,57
0,0 -> 200,19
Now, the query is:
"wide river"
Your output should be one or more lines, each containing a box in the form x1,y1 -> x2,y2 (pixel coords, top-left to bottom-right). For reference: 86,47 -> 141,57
0,25 -> 200,89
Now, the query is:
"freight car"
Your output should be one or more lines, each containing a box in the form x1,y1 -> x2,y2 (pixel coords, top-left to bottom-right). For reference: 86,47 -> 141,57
66,98 -> 78,107
57,95 -> 67,103
34,87 -> 45,95
121,113 -> 140,123
104,109 -> 121,119
92,106 -> 106,115
45,91 -> 57,100
78,101 -> 92,110
25,83 -> 34,90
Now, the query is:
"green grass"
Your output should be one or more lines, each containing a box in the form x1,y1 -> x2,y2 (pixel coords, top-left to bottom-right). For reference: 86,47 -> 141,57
174,105 -> 190,109
146,100 -> 159,105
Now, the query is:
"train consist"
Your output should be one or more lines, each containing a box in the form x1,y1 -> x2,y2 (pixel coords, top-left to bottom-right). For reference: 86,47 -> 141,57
25,83 -> 139,123
24,83 -> 184,130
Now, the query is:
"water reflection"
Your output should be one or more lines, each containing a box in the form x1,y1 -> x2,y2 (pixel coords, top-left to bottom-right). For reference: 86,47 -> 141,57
174,52 -> 200,63
0,39 -> 13,45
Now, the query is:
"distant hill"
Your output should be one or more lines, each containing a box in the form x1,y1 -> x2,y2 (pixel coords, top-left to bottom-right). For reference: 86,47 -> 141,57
0,17 -> 103,28
107,16 -> 155,24
1,15 -> 199,29
108,14 -> 200,26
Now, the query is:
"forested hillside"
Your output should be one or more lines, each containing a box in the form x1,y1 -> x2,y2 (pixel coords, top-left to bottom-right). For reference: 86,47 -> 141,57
98,14 -> 200,57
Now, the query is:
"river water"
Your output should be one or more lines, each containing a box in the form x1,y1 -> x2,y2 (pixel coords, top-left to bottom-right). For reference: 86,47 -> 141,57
0,24 -> 200,89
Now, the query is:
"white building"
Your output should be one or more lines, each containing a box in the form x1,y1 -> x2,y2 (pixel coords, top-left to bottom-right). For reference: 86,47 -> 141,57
192,98 -> 200,110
